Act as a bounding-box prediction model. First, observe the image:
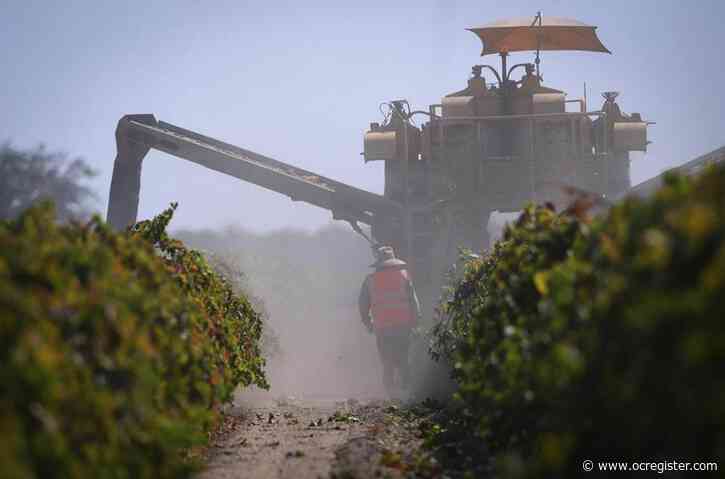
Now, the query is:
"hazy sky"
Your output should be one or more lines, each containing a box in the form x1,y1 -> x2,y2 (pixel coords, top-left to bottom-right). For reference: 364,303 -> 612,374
2,0 -> 723,231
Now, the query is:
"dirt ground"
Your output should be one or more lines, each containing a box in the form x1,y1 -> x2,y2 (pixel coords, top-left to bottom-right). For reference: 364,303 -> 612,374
198,392 -> 430,479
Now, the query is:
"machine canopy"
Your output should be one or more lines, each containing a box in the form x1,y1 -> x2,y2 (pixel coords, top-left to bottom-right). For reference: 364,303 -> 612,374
468,16 -> 611,56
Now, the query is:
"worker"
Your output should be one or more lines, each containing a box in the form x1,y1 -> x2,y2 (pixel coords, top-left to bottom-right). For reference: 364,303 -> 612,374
517,63 -> 541,92
358,246 -> 421,396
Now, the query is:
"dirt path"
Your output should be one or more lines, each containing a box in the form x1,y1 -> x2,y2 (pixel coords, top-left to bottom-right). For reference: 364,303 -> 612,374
199,395 -> 428,479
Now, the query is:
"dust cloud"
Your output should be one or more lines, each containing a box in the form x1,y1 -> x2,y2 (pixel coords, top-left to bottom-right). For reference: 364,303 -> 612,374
176,216 -> 512,402
177,223 -> 388,400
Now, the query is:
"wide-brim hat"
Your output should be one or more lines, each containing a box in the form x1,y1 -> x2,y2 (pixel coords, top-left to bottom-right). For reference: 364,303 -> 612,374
370,245 -> 407,267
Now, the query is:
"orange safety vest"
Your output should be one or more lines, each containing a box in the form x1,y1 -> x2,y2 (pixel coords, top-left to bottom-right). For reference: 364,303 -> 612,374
369,268 -> 415,332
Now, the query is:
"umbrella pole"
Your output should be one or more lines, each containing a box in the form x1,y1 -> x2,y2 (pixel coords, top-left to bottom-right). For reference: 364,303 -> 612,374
500,52 -> 508,86
499,52 -> 511,115
532,11 -> 543,78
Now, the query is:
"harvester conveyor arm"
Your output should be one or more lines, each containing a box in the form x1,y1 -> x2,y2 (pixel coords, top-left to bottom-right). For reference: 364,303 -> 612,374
625,145 -> 725,199
107,114 -> 401,229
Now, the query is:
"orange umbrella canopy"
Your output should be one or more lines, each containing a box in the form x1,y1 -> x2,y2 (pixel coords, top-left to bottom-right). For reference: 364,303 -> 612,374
468,16 -> 611,56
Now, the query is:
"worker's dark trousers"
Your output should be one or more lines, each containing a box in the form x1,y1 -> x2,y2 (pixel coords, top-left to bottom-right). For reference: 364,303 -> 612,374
375,328 -> 412,394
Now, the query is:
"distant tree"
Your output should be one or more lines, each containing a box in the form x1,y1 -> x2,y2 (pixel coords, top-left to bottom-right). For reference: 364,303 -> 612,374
0,143 -> 97,221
